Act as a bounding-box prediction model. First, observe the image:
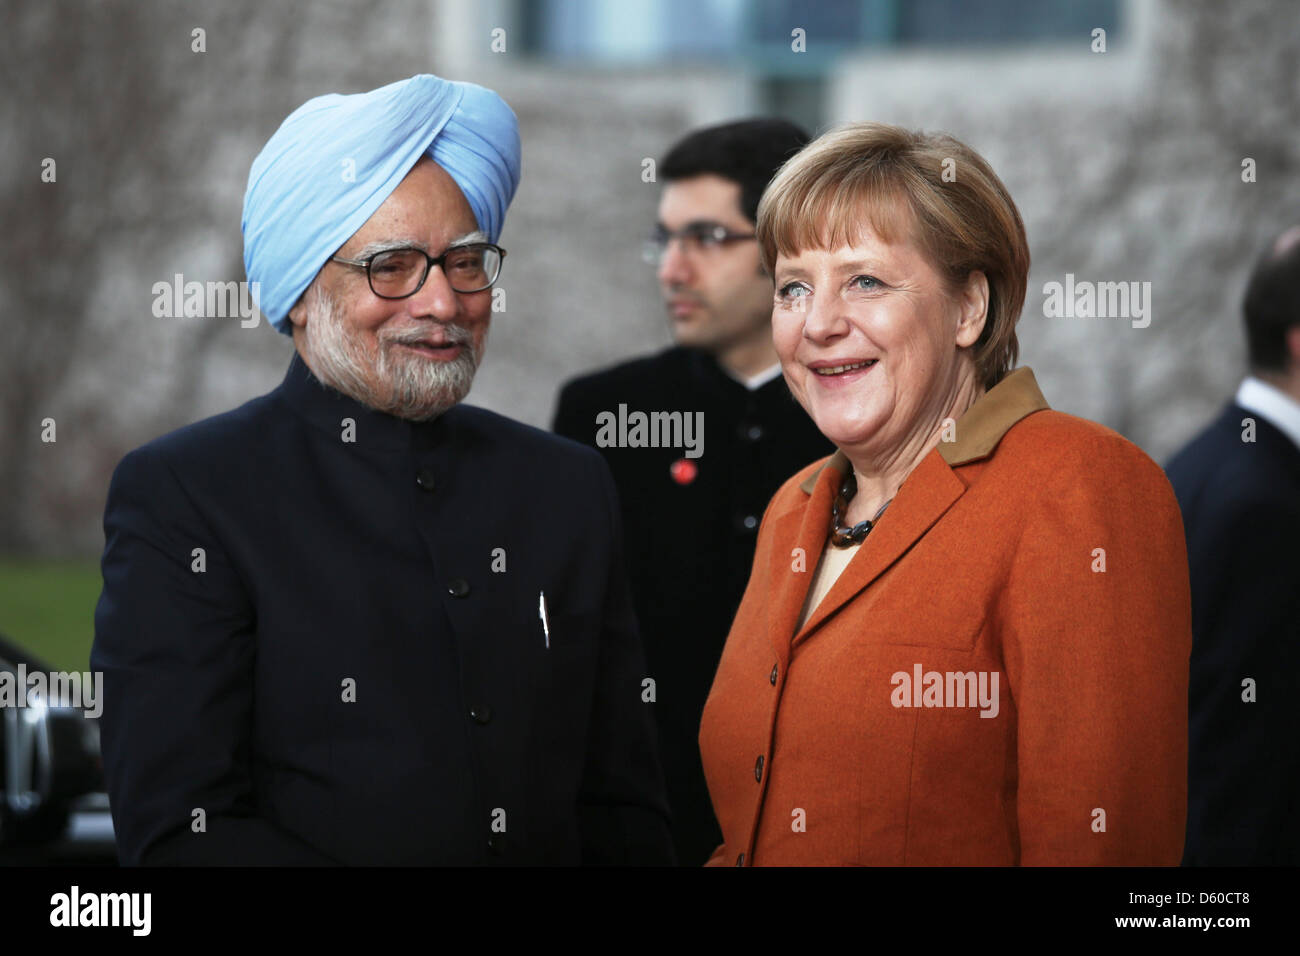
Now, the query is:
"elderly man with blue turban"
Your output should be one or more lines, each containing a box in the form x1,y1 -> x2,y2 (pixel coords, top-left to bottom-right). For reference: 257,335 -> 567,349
91,75 -> 674,866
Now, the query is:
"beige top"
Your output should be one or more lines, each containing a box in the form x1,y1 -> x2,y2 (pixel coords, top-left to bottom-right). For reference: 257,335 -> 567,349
795,539 -> 862,632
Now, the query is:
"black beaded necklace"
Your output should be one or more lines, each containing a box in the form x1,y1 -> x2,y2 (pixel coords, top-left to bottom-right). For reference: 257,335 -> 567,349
829,472 -> 892,548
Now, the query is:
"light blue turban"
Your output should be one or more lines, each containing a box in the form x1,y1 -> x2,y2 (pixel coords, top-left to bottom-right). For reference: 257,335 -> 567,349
242,74 -> 522,335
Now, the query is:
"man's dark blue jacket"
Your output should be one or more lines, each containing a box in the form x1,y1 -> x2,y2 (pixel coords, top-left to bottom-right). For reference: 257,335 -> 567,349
91,351 -> 674,865
1166,400 -> 1300,865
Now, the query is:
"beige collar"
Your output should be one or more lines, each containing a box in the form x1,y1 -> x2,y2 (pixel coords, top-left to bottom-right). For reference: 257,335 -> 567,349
798,367 -> 1050,494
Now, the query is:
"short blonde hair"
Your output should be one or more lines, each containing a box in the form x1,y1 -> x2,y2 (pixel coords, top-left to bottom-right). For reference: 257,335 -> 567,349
756,123 -> 1029,391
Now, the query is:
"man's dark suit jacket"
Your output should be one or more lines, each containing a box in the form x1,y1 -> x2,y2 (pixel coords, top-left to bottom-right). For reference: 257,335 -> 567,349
1166,400 -> 1300,865
92,351 -> 673,866
552,346 -> 832,865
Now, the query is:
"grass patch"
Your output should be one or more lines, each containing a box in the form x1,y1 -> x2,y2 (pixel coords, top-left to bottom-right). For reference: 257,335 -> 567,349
0,558 -> 102,672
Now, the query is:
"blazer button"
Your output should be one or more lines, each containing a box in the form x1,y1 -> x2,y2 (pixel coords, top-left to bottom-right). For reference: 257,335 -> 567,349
735,853 -> 744,866
739,423 -> 763,442
448,577 -> 471,598
415,468 -> 437,492
769,664 -> 778,685
754,755 -> 764,782
470,706 -> 492,724
738,514 -> 758,532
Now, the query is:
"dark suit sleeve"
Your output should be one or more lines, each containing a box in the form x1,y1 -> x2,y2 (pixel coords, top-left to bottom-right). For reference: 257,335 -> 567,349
1183,488 -> 1300,864
91,446 -> 337,866
574,453 -> 676,865
552,379 -> 595,446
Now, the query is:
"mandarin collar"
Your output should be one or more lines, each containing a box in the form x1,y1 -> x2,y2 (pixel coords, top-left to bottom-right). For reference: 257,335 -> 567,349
686,347 -> 790,400
276,350 -> 450,454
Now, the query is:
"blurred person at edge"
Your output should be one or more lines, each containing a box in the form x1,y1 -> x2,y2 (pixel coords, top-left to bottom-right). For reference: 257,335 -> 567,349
1166,226 -> 1300,866
91,74 -> 673,866
699,123 -> 1192,866
553,120 -> 832,865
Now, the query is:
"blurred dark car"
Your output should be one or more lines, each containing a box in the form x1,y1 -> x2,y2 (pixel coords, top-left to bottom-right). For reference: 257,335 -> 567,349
0,633 -> 116,864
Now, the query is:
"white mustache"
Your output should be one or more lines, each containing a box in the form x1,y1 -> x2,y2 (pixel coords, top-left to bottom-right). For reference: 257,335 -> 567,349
383,326 -> 474,349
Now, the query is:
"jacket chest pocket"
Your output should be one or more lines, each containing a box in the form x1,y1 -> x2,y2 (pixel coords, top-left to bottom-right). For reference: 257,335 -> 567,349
869,599 -> 984,650
811,572 -> 982,655
843,566 -> 989,652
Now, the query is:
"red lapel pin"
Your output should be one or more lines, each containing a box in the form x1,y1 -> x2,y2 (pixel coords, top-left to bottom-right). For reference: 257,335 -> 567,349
670,458 -> 698,485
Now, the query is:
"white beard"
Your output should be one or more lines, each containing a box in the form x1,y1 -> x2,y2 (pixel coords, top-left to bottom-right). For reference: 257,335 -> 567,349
300,285 -> 483,422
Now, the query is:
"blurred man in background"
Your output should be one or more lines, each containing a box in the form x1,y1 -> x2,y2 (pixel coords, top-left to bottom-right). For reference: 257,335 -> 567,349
1166,225 -> 1300,865
553,119 -> 832,865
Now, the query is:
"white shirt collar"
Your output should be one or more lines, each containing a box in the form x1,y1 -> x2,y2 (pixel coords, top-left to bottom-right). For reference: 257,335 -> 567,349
1236,376 -> 1300,451
723,362 -> 784,392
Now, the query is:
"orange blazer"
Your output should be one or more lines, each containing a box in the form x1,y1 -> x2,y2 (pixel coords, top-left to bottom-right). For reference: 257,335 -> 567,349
699,367 -> 1191,866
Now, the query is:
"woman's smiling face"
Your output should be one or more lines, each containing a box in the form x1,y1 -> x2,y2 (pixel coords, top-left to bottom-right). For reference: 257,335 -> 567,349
771,219 -> 988,461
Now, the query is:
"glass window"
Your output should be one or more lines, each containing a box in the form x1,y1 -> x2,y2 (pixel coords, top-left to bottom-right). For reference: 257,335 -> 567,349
520,0 -> 1123,64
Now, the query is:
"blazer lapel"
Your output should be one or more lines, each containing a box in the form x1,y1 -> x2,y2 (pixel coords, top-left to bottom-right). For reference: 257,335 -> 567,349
765,366 -> 1051,654
791,451 -> 966,648
765,454 -> 843,666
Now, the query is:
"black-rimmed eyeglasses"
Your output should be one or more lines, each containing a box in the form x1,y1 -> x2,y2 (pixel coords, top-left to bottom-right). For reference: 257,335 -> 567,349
331,242 -> 506,298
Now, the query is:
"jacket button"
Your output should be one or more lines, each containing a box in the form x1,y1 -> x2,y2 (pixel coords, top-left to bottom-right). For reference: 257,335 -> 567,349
740,423 -> 763,442
448,577 -> 470,598
470,706 -> 492,724
735,853 -> 744,866
769,664 -> 778,685
739,514 -> 758,531
415,468 -> 437,492
754,755 -> 764,782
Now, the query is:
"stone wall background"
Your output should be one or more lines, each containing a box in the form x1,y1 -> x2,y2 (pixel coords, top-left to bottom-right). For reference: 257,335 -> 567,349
1,0 -> 1296,556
